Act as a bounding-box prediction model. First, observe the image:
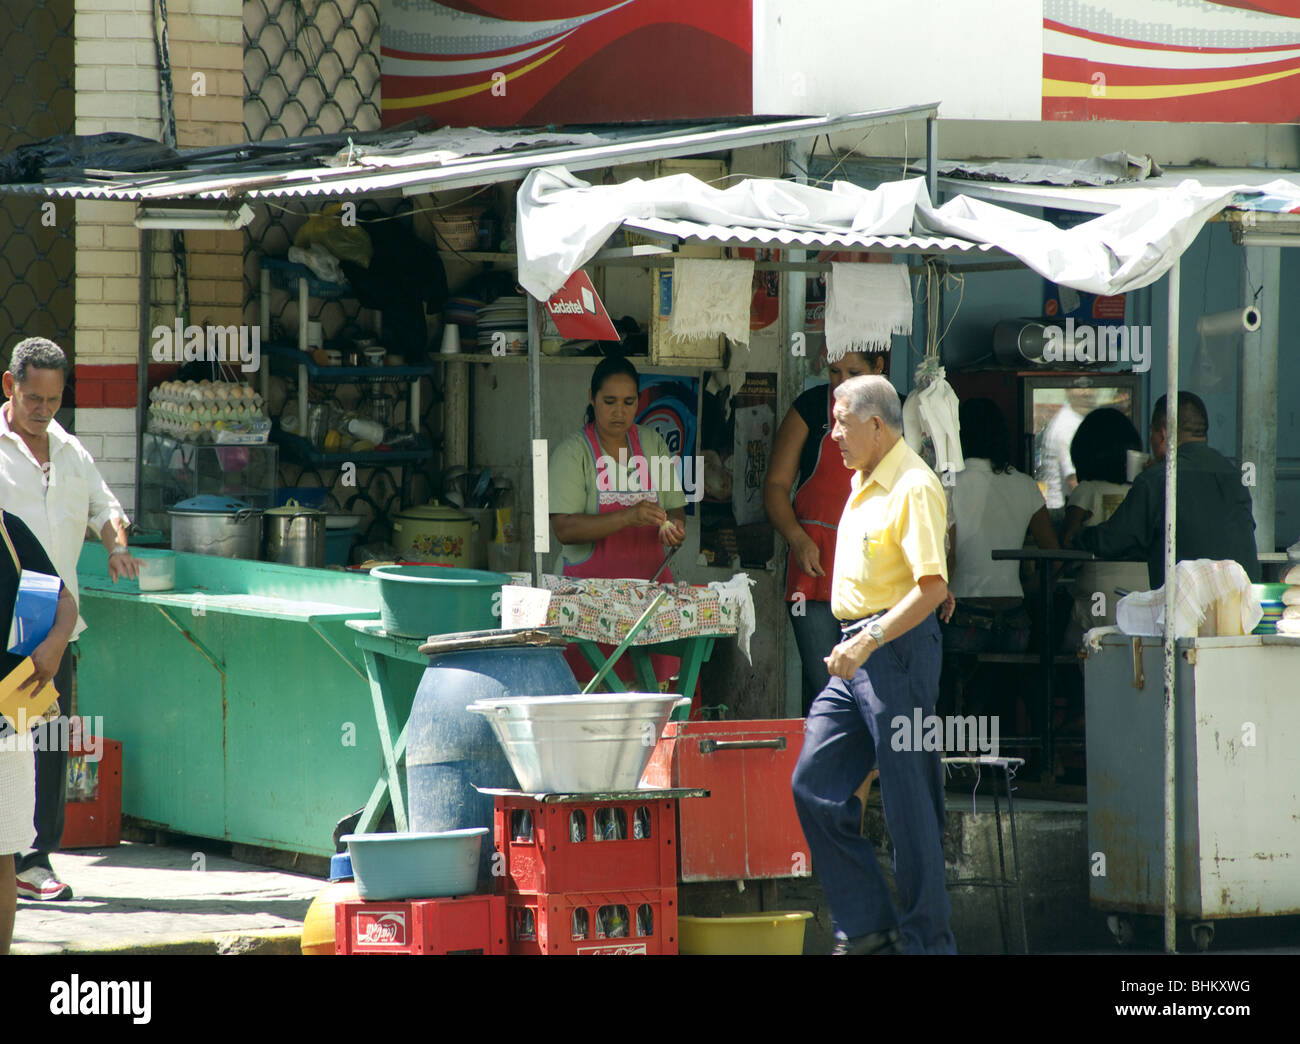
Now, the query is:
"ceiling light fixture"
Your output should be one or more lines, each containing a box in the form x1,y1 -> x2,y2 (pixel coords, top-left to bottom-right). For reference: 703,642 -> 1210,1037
134,203 -> 254,230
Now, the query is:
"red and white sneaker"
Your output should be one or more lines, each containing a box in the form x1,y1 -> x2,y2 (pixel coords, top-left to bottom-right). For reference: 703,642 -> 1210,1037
15,865 -> 73,901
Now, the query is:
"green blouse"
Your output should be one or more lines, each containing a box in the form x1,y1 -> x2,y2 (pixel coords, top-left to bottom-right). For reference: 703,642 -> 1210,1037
548,424 -> 687,569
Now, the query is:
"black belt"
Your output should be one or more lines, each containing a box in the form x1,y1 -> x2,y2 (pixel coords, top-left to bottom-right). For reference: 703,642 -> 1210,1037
840,611 -> 887,637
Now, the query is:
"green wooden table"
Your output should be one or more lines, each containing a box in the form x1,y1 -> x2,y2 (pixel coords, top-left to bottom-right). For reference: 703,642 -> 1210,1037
345,619 -> 431,835
570,634 -> 721,707
74,545 -> 411,858
345,621 -> 727,832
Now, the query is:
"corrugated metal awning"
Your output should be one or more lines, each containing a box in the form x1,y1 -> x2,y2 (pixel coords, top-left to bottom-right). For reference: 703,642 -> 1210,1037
621,216 -> 1004,257
0,105 -> 940,204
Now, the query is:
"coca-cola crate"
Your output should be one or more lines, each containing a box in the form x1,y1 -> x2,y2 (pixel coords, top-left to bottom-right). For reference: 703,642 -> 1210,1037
62,720 -> 122,849
492,793 -> 678,894
335,894 -> 507,955
506,887 -> 677,955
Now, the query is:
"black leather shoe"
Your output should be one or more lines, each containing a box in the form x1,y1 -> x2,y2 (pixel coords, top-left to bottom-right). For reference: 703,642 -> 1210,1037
830,928 -> 902,955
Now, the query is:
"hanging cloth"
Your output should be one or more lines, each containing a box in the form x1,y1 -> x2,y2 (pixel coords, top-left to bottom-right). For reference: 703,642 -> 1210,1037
670,258 -> 755,345
825,262 -> 912,361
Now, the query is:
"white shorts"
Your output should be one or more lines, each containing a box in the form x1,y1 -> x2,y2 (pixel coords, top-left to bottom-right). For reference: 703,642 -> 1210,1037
0,744 -> 36,856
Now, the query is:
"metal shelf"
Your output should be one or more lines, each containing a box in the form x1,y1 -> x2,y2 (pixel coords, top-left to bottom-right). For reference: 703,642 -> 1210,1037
264,341 -> 433,383
260,255 -> 353,300
271,427 -> 432,468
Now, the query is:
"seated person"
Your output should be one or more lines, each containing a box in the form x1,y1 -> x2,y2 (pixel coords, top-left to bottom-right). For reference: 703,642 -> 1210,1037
1072,392 -> 1259,587
943,399 -> 1059,657
1060,408 -> 1150,638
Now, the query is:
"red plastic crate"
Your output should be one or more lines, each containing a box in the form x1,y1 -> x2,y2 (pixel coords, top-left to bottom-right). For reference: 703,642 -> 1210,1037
335,894 -> 508,955
506,887 -> 677,955
493,795 -> 677,894
61,719 -> 122,849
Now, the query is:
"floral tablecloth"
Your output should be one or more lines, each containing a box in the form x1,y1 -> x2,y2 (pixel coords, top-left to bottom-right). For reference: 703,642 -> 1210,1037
521,574 -> 757,660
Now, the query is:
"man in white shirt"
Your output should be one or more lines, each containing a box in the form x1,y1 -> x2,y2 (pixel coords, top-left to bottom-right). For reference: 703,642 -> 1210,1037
0,337 -> 138,901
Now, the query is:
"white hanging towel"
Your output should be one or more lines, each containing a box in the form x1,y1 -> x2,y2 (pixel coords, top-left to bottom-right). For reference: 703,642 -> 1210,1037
825,262 -> 912,361
902,367 -> 964,475
670,258 -> 754,345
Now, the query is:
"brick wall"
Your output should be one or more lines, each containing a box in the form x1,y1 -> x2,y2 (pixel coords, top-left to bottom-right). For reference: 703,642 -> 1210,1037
73,0 -> 244,513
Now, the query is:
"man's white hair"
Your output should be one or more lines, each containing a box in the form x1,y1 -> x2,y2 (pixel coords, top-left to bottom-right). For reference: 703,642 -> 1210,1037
833,374 -> 902,431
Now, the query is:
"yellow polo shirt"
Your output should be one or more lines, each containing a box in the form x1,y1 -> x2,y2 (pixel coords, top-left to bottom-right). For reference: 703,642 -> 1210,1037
831,436 -> 949,620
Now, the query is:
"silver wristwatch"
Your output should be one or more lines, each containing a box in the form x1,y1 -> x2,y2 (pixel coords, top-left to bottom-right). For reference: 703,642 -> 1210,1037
866,621 -> 885,648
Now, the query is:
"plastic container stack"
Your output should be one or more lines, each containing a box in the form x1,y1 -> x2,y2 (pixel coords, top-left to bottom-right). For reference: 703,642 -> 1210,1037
493,793 -> 680,956
1278,550 -> 1300,637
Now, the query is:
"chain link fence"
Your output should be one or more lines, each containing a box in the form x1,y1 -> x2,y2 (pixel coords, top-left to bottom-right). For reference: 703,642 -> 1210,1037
0,0 -> 75,364
242,1 -> 440,538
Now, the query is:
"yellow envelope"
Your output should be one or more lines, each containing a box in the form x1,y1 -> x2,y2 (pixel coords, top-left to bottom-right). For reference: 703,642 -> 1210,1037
0,657 -> 60,732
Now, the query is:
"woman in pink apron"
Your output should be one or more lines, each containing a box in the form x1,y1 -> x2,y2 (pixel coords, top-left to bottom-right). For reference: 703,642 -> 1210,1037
764,351 -> 885,713
549,356 -> 687,689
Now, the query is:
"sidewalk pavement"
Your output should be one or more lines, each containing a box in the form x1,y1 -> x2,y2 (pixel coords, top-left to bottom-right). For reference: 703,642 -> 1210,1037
12,842 -> 322,955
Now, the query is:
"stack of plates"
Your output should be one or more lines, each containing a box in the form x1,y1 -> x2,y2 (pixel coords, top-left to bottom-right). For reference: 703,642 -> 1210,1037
445,295 -> 484,348
476,296 -> 528,354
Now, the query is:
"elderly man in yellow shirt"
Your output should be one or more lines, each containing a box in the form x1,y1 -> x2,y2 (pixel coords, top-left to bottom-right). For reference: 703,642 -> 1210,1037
791,374 -> 956,955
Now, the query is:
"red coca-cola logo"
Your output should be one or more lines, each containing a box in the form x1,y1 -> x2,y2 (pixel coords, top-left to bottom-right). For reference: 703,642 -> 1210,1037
576,942 -> 648,956
356,912 -> 406,946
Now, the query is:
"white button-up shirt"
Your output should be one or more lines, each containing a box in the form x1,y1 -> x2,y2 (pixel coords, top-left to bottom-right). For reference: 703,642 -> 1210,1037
0,405 -> 129,639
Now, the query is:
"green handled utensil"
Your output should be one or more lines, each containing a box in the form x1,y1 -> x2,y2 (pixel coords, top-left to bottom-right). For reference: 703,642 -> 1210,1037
581,588 -> 669,694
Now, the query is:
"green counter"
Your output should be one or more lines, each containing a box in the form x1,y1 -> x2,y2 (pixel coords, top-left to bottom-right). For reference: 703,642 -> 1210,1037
74,544 -> 425,858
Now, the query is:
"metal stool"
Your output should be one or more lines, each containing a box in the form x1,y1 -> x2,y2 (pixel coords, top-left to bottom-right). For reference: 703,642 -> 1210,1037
942,755 -> 1029,954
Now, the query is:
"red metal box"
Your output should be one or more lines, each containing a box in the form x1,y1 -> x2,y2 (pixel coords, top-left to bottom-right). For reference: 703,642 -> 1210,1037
506,887 -> 677,955
335,894 -> 508,955
641,719 -> 808,882
62,719 -> 122,849
492,793 -> 677,895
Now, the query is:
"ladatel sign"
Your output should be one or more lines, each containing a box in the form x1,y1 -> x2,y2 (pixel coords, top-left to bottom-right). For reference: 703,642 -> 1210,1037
354,910 -> 407,947
544,271 -> 620,341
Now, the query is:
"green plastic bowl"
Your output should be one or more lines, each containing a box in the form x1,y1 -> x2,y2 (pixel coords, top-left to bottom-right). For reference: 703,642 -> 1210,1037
371,565 -> 510,639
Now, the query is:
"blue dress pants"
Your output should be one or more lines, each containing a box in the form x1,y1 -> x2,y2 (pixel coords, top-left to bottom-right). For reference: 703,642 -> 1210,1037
791,613 -> 956,954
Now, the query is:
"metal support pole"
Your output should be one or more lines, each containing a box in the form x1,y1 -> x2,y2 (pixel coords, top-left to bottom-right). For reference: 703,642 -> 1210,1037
1162,261 -> 1180,955
781,137 -> 813,717
925,116 -> 938,203
527,294 -> 544,584
134,228 -> 154,527
1240,245 -> 1280,555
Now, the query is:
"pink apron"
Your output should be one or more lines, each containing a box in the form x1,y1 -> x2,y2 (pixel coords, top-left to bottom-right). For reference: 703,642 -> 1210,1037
562,423 -> 679,689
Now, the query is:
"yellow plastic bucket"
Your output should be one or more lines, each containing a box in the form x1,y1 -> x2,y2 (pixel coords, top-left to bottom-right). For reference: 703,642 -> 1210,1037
678,912 -> 814,955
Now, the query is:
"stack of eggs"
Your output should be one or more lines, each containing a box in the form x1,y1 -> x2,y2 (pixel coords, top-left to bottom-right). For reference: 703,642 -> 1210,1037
147,380 -> 267,442
1278,560 -> 1300,637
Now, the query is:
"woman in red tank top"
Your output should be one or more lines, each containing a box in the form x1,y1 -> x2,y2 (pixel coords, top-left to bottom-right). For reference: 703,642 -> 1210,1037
764,352 -> 885,714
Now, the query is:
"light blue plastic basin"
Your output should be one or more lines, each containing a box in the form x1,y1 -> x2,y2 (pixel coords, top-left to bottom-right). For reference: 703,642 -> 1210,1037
340,828 -> 487,900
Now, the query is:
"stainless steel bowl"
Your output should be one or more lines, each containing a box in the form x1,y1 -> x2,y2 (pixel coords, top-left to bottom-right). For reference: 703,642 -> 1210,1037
466,693 -> 687,792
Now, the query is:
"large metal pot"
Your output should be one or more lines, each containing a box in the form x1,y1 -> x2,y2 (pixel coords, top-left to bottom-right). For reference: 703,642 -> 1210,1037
264,503 -> 326,567
466,693 -> 688,792
168,495 -> 263,559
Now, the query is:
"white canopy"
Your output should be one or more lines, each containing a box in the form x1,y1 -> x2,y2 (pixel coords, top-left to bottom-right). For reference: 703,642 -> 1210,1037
516,165 -> 1300,300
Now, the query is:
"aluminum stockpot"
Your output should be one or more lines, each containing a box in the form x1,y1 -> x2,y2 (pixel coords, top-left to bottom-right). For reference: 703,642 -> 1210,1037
168,495 -> 263,560
264,503 -> 327,567
466,693 -> 688,792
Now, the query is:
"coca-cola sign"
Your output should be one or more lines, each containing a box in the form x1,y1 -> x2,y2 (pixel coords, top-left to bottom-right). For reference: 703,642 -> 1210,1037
575,942 -> 648,956
355,911 -> 407,947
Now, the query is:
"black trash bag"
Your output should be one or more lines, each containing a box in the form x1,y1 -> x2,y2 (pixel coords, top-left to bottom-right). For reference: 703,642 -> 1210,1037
339,201 -> 449,362
0,132 -> 182,183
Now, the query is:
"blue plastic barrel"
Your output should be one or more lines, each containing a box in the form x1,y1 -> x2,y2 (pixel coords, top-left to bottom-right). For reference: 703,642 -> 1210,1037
405,632 -> 577,882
